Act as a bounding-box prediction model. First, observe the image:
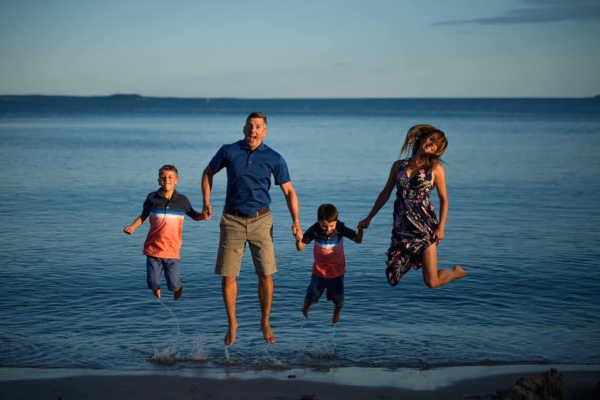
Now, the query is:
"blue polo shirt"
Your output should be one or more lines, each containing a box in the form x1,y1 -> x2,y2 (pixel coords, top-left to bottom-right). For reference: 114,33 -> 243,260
208,140 -> 291,215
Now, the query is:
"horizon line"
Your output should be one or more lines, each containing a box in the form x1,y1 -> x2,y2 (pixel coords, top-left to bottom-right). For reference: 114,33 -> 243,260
1,93 -> 598,100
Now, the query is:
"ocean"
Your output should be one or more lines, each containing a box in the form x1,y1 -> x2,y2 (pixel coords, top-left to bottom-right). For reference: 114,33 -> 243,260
1,96 -> 599,375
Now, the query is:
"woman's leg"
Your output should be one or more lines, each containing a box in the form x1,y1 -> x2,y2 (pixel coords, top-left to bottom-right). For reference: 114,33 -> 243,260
421,244 -> 467,289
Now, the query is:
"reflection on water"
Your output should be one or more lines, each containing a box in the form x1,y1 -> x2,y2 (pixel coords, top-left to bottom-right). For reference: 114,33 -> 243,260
0,98 -> 599,373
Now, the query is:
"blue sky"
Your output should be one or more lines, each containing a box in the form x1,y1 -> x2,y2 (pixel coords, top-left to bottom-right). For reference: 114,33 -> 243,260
1,0 -> 598,98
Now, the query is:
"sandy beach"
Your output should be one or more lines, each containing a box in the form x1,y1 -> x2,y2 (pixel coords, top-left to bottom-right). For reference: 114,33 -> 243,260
1,366 -> 598,400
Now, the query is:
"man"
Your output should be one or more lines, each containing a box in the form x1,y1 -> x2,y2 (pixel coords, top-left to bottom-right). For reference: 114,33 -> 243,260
202,112 -> 302,346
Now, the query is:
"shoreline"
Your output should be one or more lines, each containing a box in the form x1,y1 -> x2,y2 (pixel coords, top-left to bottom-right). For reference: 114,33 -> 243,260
1,364 -> 598,399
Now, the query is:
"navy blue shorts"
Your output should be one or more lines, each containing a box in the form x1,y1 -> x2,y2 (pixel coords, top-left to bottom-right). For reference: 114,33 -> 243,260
304,274 -> 344,307
146,256 -> 182,292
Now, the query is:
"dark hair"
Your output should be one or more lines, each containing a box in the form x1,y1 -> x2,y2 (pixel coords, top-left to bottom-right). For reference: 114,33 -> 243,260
246,111 -> 267,125
159,165 -> 178,176
317,203 -> 338,222
400,124 -> 448,169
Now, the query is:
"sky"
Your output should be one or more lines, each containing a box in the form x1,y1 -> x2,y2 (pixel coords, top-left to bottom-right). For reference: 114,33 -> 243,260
0,0 -> 599,98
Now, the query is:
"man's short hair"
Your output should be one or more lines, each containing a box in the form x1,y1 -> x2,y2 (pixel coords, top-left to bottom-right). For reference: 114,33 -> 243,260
247,112 -> 267,125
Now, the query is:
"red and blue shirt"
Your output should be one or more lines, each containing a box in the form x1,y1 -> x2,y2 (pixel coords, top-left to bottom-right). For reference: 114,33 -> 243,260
301,221 -> 358,278
140,190 -> 201,259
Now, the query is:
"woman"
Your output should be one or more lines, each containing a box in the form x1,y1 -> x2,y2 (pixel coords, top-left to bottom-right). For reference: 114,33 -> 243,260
358,124 -> 467,288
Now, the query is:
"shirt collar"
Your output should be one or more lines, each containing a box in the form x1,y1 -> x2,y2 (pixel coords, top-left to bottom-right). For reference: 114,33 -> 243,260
240,139 -> 266,152
156,189 -> 179,200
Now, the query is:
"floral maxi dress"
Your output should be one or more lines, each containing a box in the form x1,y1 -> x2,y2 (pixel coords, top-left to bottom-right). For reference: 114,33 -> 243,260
385,159 -> 439,286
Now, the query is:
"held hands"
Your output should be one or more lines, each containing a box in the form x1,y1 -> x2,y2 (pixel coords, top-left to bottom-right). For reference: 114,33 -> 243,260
292,221 -> 303,241
357,218 -> 371,231
202,204 -> 213,221
193,212 -> 209,221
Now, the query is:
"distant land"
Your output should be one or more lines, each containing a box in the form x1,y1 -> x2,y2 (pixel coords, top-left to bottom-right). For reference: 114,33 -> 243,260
0,94 -> 598,101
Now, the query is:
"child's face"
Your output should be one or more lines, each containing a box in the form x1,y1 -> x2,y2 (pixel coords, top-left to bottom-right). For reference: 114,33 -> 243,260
318,219 -> 337,236
158,170 -> 178,192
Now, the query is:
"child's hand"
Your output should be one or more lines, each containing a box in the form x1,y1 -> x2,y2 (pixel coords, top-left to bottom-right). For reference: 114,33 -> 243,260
123,226 -> 134,235
193,212 -> 208,221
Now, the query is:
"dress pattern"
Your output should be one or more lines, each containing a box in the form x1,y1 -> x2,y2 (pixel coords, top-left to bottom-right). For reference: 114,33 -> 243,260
385,159 -> 438,286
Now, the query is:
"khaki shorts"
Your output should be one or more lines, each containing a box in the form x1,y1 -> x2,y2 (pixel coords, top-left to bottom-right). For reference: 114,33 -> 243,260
215,211 -> 277,277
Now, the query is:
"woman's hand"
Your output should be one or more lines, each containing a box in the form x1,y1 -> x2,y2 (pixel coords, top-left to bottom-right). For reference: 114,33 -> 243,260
433,227 -> 445,245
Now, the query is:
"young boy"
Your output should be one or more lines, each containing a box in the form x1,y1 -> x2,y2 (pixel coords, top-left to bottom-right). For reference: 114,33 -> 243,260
296,203 -> 363,324
124,165 -> 206,300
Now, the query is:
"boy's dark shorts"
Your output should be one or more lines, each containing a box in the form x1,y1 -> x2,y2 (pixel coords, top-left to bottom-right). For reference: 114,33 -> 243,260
146,256 -> 182,292
305,274 -> 344,307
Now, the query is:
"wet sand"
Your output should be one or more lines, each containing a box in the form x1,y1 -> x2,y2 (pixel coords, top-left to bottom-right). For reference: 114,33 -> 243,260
1,365 -> 598,400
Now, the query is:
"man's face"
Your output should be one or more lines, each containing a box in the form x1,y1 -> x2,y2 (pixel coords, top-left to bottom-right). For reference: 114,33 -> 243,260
318,220 -> 337,236
243,117 -> 268,150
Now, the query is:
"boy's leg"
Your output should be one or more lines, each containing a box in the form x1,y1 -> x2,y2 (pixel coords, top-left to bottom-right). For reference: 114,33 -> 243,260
302,301 -> 311,319
304,275 -> 326,319
333,304 -> 343,325
326,276 -> 345,324
146,257 -> 163,299
163,258 -> 183,300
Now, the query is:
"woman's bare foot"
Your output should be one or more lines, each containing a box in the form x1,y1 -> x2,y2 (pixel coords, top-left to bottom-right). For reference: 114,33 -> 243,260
153,289 -> 161,299
302,304 -> 310,319
224,322 -> 238,346
261,324 -> 276,344
174,285 -> 183,301
454,265 -> 468,279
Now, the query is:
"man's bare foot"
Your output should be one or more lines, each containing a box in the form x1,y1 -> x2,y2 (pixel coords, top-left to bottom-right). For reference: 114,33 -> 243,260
153,289 -> 161,299
261,324 -> 276,344
224,323 -> 238,346
302,304 -> 310,319
174,285 -> 183,301
332,306 -> 342,325
454,265 -> 468,279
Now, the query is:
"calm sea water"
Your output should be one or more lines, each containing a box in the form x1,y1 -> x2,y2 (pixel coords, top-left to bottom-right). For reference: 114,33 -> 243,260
0,97 -> 599,374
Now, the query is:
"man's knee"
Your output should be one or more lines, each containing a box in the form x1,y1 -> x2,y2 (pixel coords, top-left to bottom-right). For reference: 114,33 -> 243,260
222,276 -> 237,287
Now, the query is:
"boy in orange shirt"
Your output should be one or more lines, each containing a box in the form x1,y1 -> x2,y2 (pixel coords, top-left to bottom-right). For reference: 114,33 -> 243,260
124,165 -> 206,300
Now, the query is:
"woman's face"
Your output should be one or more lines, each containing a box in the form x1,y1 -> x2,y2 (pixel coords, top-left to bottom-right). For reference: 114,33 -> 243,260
421,133 -> 442,155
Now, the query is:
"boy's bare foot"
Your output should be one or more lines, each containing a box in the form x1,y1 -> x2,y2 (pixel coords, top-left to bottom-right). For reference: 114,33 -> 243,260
302,304 -> 310,319
174,285 -> 183,301
332,306 -> 342,325
224,323 -> 238,346
261,324 -> 276,344
153,289 -> 161,299
454,265 -> 468,279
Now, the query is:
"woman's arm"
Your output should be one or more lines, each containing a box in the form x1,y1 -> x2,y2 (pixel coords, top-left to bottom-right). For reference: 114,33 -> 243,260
432,164 -> 448,244
357,161 -> 401,230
